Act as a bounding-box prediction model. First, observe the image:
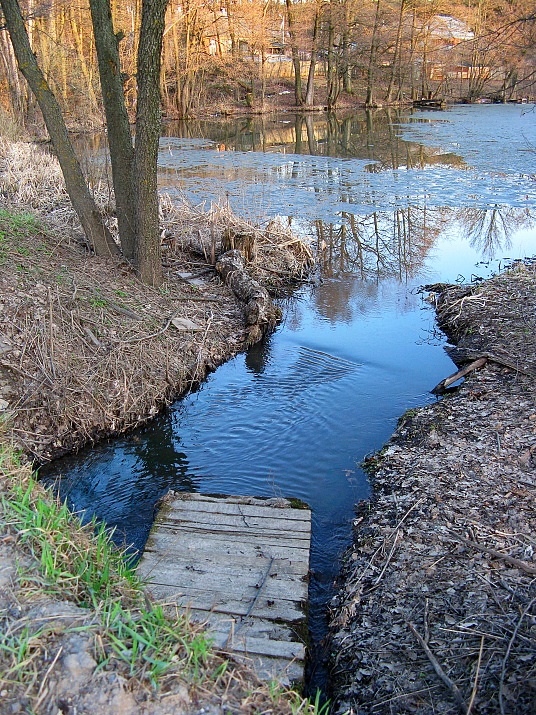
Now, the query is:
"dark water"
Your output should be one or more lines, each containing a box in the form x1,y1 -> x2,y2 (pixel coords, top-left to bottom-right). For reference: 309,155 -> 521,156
45,105 -> 536,693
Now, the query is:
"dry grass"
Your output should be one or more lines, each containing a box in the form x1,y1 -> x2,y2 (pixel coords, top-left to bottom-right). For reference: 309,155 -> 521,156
0,136 -> 314,462
0,135 -> 327,713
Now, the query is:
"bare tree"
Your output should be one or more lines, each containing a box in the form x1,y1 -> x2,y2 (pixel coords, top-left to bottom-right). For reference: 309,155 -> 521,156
0,0 -> 120,257
1,0 -> 167,285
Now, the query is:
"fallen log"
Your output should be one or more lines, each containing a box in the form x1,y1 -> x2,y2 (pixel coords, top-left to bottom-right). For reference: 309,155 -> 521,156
216,250 -> 281,344
431,357 -> 487,395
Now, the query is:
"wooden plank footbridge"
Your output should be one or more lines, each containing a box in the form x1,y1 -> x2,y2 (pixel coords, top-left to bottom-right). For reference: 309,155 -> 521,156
137,493 -> 312,684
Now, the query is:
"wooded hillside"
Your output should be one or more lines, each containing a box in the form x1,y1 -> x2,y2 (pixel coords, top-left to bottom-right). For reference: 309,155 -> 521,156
1,0 -> 535,123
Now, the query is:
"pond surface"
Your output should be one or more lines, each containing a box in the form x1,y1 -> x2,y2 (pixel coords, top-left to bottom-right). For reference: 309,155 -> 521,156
45,104 -> 536,692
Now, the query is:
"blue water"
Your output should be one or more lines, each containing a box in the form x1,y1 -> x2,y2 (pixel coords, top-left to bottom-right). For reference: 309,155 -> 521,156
45,104 -> 536,691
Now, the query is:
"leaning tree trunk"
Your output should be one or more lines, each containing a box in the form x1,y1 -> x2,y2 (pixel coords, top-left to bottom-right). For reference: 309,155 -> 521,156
0,0 -> 119,257
89,0 -> 137,261
134,0 -> 167,287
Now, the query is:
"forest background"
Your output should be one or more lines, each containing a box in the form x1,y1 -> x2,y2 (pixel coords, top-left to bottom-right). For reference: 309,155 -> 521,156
1,0 -> 535,127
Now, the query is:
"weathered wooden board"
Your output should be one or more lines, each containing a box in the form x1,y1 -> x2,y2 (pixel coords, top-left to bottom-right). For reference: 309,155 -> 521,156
137,493 -> 311,685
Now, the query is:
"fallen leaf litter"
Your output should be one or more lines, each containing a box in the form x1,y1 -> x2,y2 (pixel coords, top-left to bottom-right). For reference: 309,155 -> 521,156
328,260 -> 536,715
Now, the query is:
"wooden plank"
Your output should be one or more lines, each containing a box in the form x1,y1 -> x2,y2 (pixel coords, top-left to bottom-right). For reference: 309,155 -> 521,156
158,511 -> 311,534
138,492 -> 311,685
141,570 -> 306,603
167,493 -> 310,519
146,585 -> 305,622
139,550 -> 310,577
145,528 -> 311,552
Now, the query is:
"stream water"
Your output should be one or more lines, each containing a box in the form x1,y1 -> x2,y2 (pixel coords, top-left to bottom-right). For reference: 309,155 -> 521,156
43,104 -> 536,693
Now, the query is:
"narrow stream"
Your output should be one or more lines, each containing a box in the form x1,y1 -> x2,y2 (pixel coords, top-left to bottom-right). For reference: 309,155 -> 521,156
43,104 -> 536,694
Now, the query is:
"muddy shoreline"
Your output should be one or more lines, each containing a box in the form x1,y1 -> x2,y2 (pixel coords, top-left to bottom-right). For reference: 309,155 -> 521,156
328,262 -> 536,714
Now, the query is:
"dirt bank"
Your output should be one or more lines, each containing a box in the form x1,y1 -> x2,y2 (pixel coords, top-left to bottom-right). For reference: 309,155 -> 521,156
0,138 -> 311,464
328,261 -> 536,714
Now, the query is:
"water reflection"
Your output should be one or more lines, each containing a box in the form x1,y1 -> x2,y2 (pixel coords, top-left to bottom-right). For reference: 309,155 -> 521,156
43,415 -> 198,557
157,106 -> 536,217
312,206 -> 535,281
456,206 -> 535,260
163,109 -> 467,172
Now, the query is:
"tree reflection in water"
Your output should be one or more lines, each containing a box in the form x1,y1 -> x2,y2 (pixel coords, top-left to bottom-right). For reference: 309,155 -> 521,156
313,206 -> 535,281
456,206 -> 535,261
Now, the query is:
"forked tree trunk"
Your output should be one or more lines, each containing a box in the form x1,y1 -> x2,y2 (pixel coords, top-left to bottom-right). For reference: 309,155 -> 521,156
89,0 -> 137,261
0,0 -> 120,257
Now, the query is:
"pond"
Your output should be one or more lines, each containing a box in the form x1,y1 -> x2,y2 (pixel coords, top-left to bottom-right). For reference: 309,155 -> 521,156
44,104 -> 536,693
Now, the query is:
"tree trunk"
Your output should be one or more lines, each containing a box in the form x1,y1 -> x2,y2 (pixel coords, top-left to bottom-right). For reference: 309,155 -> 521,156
385,0 -> 406,103
0,0 -> 119,257
134,0 -> 167,287
304,8 -> 319,107
89,0 -> 137,261
285,0 -> 303,106
366,0 -> 381,107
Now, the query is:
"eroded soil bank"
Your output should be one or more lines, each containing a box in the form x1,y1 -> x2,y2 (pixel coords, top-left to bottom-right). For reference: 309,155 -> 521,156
328,262 -> 536,714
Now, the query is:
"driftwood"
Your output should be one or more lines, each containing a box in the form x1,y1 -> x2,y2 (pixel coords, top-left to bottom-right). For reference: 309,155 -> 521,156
447,532 -> 536,575
446,346 -> 536,378
216,250 -> 281,343
431,357 -> 487,395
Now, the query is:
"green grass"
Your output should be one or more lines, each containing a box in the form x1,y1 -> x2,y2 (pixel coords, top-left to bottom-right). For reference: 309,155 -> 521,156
0,208 -> 41,235
0,450 -> 214,688
0,442 -> 336,713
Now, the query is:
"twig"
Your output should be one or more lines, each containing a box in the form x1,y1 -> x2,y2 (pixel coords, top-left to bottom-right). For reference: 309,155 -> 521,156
466,636 -> 484,715
82,324 -> 102,348
499,597 -> 536,715
34,644 -> 63,710
111,316 -> 177,344
366,530 -> 400,591
448,532 -> 536,574
406,621 -> 466,712
231,556 -> 275,641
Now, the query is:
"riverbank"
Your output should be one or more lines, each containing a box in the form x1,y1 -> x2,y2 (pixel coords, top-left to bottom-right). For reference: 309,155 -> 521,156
328,262 -> 536,713
0,136 -> 319,713
0,137 -> 311,463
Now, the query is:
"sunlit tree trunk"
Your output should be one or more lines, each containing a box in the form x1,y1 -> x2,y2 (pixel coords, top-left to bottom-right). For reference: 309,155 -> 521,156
366,0 -> 382,107
0,0 -> 119,257
385,0 -> 406,103
285,0 -> 303,105
89,0 -> 137,261
326,3 -> 339,109
304,6 -> 320,107
68,7 -> 99,118
0,27 -> 26,115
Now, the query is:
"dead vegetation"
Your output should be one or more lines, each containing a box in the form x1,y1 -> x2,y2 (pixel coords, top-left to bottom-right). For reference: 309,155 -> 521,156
328,261 -> 536,714
0,137 -> 313,463
0,135 -> 324,714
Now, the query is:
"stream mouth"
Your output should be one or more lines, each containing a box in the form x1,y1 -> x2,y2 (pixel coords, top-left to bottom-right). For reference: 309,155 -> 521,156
44,105 -> 536,696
